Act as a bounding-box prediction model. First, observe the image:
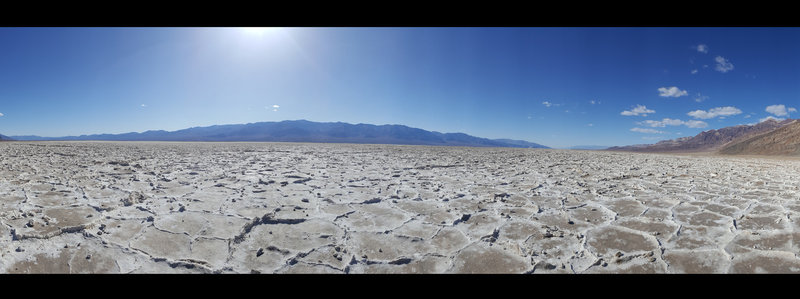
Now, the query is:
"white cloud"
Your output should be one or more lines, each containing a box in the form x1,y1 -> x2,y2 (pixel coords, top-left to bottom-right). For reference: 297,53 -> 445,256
273,105 -> 280,108
687,106 -> 742,119
760,116 -> 785,123
715,56 -> 734,73
590,100 -> 597,105
640,118 -> 708,128
641,118 -> 684,127
744,114 -> 751,119
0,112 -> 3,117
587,123 -> 594,127
691,69 -> 698,75
621,105 -> 655,116
684,120 -> 709,128
631,127 -> 666,134
696,44 -> 708,53
765,104 -> 796,117
140,104 -> 147,108
542,101 -> 553,107
658,86 -> 688,98
694,93 -> 709,102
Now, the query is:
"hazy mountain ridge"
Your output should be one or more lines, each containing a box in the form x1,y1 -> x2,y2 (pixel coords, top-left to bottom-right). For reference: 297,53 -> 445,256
607,119 -> 795,154
491,138 -> 552,148
0,134 -> 12,141
566,145 -> 609,150
10,120 -> 550,149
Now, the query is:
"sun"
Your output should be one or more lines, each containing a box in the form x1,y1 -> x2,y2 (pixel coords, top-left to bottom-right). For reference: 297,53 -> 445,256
240,27 -> 283,36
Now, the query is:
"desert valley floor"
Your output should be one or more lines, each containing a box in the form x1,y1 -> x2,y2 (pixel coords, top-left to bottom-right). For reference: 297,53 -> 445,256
2,141 -> 800,273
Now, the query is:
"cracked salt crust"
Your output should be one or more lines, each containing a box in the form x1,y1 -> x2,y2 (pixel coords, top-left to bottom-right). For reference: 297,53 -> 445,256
2,141 -> 800,273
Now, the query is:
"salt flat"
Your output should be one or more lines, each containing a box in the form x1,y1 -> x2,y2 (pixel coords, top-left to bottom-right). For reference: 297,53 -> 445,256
1,141 -> 800,273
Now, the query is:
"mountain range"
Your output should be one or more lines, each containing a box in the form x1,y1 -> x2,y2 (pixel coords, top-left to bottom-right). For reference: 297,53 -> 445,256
608,118 -> 800,156
8,118 -> 800,155
6,120 -> 550,149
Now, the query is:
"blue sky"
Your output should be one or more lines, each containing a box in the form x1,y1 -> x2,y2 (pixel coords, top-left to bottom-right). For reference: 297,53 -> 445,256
1,27 -> 800,148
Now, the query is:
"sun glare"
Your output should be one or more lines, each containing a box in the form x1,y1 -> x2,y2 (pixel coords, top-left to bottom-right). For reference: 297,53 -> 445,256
240,27 -> 282,36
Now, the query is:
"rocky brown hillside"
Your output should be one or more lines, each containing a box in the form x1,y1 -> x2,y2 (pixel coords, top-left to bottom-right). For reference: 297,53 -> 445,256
607,119 -> 794,153
719,119 -> 800,155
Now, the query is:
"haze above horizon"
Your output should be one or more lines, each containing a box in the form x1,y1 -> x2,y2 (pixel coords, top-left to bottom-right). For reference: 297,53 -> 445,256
1,27 -> 800,148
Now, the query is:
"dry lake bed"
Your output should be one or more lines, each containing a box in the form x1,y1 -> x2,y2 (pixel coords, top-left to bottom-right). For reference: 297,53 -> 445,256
1,141 -> 800,273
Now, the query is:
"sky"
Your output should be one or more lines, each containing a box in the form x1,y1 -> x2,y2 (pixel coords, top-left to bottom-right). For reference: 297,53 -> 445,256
1,27 -> 800,148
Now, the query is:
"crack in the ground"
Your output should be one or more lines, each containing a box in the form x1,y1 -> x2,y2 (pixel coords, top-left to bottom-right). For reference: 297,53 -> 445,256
333,211 -> 356,222
232,213 -> 308,244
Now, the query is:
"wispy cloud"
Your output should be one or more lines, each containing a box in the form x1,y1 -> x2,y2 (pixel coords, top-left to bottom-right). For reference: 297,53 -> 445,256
640,118 -> 708,128
267,104 -> 280,112
715,56 -> 734,73
765,104 -> 796,117
590,100 -> 598,105
684,120 -> 708,128
687,106 -> 742,119
658,86 -> 688,98
642,136 -> 668,140
641,118 -> 683,127
694,93 -> 709,102
542,101 -> 559,107
140,104 -> 147,108
691,69 -> 699,75
631,127 -> 667,134
587,123 -> 594,127
696,44 -> 708,53
0,112 -> 4,117
621,105 -> 655,116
